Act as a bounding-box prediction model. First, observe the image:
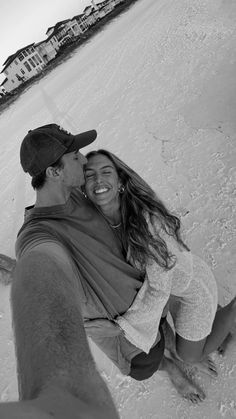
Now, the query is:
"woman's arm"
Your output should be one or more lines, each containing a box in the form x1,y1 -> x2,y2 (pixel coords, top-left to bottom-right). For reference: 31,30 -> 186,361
116,259 -> 172,353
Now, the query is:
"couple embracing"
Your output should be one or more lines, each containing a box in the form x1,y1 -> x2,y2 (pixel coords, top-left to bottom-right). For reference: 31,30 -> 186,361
1,124 -> 235,418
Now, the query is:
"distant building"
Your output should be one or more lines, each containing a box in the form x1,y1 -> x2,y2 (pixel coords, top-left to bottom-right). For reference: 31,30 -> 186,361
45,18 -> 82,49
1,44 -> 45,92
34,39 -> 58,64
72,13 -> 90,33
46,33 -> 60,53
91,0 -> 98,9
99,0 -> 115,18
0,0 -> 126,93
114,0 -> 125,5
82,5 -> 100,27
0,85 -> 7,97
91,0 -> 122,20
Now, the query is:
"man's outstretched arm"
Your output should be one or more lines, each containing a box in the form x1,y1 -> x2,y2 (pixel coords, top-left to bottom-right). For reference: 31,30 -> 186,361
1,247 -> 119,419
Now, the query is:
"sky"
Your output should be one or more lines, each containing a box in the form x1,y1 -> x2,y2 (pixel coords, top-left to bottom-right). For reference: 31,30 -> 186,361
0,0 -> 91,84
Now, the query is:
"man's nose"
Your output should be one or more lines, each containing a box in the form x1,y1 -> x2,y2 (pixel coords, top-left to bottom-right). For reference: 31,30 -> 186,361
80,154 -> 87,164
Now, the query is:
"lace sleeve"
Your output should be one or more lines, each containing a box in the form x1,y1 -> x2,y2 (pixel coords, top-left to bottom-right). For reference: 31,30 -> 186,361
116,259 -> 172,353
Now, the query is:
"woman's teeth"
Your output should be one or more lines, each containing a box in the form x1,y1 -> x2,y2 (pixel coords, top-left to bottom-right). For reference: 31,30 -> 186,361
94,187 -> 109,194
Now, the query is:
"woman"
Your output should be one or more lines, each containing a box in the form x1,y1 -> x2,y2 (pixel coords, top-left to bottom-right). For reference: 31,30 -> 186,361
83,149 -> 236,364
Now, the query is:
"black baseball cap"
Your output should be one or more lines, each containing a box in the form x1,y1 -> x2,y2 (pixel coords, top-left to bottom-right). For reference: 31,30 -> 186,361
20,123 -> 97,177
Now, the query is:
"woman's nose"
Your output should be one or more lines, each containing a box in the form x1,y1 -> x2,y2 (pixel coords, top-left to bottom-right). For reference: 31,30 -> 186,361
94,173 -> 103,183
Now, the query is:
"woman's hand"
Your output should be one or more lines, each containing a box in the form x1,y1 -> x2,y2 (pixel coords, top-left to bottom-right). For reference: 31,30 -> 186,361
84,319 -> 122,338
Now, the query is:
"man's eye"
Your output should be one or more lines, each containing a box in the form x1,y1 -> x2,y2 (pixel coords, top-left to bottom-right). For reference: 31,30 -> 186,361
103,171 -> 111,175
85,173 -> 94,178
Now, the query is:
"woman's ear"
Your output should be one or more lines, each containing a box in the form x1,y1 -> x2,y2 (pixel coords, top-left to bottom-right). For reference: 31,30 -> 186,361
81,185 -> 87,198
118,184 -> 125,194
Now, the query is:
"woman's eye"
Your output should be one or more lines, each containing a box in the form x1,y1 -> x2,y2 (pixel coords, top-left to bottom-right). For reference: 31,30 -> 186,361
103,171 -> 111,175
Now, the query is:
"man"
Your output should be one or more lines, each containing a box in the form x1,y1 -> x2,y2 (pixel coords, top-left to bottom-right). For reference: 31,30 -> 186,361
0,123 -> 204,417
1,124 -> 121,418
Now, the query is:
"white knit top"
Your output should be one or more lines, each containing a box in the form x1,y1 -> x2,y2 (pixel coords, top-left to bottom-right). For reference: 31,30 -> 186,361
116,217 -> 218,353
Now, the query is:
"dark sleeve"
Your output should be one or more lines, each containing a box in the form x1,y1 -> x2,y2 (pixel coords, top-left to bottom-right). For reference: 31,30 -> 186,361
11,245 -> 119,417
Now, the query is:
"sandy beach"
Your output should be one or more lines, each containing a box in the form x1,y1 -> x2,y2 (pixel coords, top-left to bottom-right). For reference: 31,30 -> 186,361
0,0 -> 235,417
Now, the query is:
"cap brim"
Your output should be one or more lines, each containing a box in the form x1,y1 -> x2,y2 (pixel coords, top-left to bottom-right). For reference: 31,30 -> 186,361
68,130 -> 97,152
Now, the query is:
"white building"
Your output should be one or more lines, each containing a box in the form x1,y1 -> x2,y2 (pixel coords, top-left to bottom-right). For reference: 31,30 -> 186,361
46,34 -> 60,53
34,39 -> 58,64
1,43 -> 46,92
73,13 -> 91,32
91,0 -> 124,20
82,6 -> 100,27
45,18 -> 82,48
97,0 -> 115,18
0,85 -> 6,97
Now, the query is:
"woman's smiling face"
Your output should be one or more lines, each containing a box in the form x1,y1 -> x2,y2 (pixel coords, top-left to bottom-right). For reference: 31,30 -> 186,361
84,154 -> 121,208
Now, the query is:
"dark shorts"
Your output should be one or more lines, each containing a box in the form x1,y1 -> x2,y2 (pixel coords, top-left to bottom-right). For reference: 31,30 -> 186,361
129,324 -> 165,381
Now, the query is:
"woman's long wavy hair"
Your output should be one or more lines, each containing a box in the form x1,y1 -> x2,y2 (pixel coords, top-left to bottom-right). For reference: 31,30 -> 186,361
85,149 -> 189,271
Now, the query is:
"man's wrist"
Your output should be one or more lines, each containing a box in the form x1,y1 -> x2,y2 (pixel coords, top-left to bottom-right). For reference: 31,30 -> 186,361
112,320 -> 123,334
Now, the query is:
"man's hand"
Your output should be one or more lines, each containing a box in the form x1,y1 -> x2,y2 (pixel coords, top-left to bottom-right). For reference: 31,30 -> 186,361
84,319 -> 122,337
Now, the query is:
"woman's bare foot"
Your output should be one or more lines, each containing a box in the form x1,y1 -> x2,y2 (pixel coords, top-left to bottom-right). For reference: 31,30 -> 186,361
160,356 -> 205,403
172,353 -> 218,379
193,356 -> 218,378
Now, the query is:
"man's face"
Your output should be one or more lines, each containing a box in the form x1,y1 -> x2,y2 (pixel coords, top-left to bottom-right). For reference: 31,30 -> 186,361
60,150 -> 87,189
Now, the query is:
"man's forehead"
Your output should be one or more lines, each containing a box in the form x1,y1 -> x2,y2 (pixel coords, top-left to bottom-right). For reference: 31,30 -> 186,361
63,150 -> 78,158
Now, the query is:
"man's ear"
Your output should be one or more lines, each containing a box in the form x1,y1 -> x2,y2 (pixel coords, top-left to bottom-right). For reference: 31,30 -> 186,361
46,166 -> 60,179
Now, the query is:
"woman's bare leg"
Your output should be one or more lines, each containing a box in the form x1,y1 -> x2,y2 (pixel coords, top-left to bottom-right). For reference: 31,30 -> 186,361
203,300 -> 236,356
162,319 -> 218,377
175,297 -> 236,363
